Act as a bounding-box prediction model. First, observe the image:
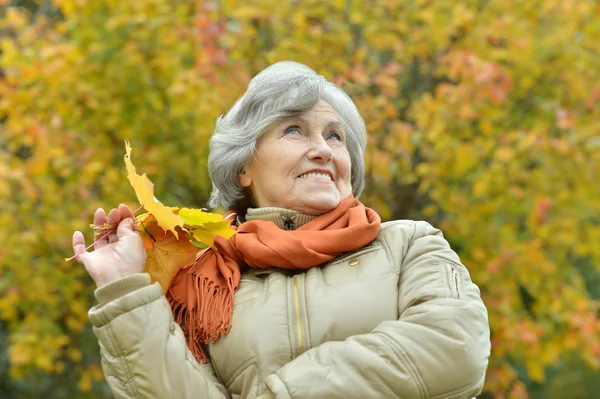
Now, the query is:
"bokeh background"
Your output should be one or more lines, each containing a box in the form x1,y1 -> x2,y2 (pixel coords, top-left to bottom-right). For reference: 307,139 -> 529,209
1,0 -> 599,398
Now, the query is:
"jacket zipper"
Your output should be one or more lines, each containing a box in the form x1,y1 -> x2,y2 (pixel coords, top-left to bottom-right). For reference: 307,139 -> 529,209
292,274 -> 305,355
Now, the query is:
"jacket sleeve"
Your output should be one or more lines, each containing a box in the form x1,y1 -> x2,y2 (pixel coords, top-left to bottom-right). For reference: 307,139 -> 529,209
88,273 -> 230,399
264,221 -> 490,399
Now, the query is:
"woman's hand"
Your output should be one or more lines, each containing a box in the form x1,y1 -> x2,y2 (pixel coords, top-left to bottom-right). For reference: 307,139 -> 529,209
72,203 -> 147,288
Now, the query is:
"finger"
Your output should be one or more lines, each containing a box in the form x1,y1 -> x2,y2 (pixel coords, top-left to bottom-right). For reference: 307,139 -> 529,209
117,204 -> 139,235
106,208 -> 121,226
118,203 -> 135,219
116,217 -> 136,239
93,208 -> 107,227
72,231 -> 88,264
120,203 -> 141,235
93,208 -> 109,250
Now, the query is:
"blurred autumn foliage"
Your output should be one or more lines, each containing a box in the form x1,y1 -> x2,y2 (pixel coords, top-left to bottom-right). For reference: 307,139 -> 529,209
1,0 -> 599,398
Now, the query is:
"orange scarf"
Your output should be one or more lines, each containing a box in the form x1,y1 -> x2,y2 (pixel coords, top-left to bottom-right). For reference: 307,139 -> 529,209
166,196 -> 381,362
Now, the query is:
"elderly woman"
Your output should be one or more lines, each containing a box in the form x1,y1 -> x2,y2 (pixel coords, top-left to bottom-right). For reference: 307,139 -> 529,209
72,62 -> 490,399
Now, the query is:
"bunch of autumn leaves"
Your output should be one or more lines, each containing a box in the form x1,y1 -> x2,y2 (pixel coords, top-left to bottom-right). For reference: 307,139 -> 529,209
68,141 -> 236,292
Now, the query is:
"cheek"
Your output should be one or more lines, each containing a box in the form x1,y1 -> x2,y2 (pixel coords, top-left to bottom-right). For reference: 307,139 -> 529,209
273,143 -> 303,168
254,146 -> 294,179
337,152 -> 352,179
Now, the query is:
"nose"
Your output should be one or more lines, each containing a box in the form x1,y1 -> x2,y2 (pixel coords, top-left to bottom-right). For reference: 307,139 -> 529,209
307,136 -> 333,162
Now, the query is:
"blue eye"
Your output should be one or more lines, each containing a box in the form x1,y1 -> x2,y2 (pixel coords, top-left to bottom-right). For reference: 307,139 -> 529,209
327,131 -> 342,141
284,126 -> 301,135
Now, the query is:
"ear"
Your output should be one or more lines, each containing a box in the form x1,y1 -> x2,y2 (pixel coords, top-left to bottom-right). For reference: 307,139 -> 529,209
239,169 -> 252,188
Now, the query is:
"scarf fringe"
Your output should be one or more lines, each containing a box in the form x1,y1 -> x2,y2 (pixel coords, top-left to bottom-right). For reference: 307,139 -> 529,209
168,266 -> 234,364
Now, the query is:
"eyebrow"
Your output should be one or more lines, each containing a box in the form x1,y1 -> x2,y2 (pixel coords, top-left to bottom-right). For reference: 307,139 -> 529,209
294,116 -> 344,130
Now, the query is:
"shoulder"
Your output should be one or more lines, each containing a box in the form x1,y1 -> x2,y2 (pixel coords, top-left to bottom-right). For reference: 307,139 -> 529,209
376,220 -> 444,244
374,220 -> 452,264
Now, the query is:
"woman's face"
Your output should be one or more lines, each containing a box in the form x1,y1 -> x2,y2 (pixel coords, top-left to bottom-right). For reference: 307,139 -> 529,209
239,100 -> 353,214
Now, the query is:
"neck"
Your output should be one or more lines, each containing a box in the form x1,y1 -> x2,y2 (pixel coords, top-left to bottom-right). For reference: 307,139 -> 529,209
242,207 -> 319,230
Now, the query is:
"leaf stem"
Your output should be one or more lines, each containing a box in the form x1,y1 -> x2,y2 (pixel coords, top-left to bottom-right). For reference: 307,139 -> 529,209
66,205 -> 153,261
64,228 -> 113,262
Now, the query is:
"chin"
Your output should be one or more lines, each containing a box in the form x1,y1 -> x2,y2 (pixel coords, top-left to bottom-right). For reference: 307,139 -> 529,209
300,195 -> 341,214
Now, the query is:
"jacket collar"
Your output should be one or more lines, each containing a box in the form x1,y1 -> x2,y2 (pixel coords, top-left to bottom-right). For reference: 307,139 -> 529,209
241,207 -> 318,230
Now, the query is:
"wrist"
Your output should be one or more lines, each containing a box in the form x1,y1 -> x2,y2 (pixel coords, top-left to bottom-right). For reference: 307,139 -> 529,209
94,273 -> 151,305
94,270 -> 140,288
94,267 -> 144,289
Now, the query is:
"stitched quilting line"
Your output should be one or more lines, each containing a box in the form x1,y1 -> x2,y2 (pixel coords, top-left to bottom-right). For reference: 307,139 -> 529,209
379,332 -> 429,398
277,374 -> 294,399
428,371 -> 487,399
400,220 -> 420,266
101,293 -> 165,398
224,356 -> 257,387
105,323 -> 139,397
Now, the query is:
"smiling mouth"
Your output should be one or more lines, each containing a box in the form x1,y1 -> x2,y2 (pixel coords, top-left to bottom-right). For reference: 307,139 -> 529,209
298,172 -> 333,181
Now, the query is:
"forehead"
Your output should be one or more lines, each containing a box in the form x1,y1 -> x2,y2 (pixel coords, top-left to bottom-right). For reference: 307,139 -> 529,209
305,100 -> 339,116
293,100 -> 342,125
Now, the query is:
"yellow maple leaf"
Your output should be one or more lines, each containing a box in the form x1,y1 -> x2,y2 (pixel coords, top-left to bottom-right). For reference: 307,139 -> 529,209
179,207 -> 236,247
189,221 -> 236,247
178,207 -> 223,224
124,140 -> 183,238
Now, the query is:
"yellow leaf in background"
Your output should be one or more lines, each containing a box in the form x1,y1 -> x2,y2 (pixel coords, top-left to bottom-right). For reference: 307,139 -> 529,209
526,359 -> 545,383
5,8 -> 27,30
77,370 -> 92,392
124,140 -> 183,238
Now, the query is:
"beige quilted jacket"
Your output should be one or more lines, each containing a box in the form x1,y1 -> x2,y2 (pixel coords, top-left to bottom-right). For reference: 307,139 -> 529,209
89,220 -> 490,398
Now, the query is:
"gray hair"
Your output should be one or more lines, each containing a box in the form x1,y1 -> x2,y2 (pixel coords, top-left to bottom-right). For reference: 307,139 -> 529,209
208,61 -> 367,210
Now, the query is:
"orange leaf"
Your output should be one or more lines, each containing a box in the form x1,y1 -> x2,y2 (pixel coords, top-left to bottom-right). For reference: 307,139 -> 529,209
139,215 -> 198,292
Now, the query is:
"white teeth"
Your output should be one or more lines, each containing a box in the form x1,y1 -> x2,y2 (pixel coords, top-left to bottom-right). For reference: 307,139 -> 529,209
299,172 -> 332,180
